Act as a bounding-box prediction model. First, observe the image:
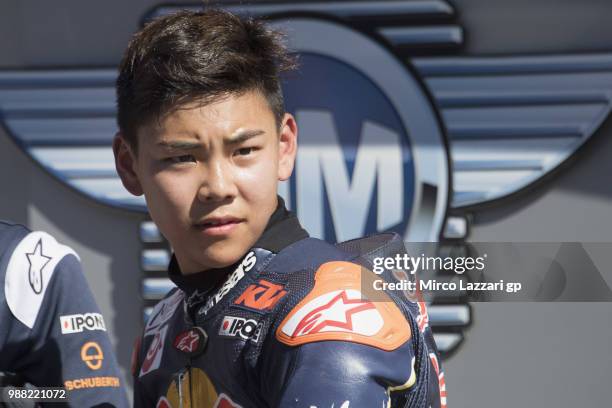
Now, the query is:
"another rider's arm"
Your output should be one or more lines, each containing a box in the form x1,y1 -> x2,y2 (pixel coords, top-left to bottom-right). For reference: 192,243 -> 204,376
3,230 -> 128,407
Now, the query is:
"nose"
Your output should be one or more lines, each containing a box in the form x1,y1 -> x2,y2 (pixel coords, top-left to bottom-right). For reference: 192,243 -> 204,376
197,158 -> 237,202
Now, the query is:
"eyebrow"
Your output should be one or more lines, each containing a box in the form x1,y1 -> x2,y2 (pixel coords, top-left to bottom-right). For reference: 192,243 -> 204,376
225,129 -> 265,145
156,140 -> 202,150
156,129 -> 266,151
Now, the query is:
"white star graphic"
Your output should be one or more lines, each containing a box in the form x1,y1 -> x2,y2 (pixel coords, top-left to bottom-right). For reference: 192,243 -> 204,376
26,239 -> 51,294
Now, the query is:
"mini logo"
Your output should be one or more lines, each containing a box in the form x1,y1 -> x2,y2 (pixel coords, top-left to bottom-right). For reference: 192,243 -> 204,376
60,313 -> 106,334
81,341 -> 104,370
144,290 -> 183,335
26,239 -> 51,294
219,316 -> 262,342
233,279 -> 287,312
173,327 -> 207,357
140,325 -> 168,377
199,252 -> 257,316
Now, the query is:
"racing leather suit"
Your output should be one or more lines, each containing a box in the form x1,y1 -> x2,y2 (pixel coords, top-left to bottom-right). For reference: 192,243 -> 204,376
0,220 -> 129,407
132,200 -> 446,407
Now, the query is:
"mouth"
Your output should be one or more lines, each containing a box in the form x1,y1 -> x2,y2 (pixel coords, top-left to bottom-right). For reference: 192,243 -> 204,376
193,216 -> 244,236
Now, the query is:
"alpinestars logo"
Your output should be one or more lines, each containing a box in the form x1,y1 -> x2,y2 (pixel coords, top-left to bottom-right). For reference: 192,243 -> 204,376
60,313 -> 106,334
26,239 -> 51,294
283,290 -> 384,338
199,252 -> 257,316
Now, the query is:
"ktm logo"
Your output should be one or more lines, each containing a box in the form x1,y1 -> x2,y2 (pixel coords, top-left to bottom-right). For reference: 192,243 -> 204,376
234,280 -> 287,312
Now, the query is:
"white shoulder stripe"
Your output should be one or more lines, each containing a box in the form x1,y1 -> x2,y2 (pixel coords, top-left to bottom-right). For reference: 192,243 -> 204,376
4,231 -> 79,328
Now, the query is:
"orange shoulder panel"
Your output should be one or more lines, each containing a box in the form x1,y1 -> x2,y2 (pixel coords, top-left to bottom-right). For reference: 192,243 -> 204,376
275,261 -> 411,351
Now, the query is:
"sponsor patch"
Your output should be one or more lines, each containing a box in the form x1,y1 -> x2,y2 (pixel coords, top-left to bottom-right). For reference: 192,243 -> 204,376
64,376 -> 120,391
80,342 -> 103,370
233,279 -> 287,312
144,290 -> 184,336
219,316 -> 262,342
199,252 -> 257,316
276,261 -> 411,351
173,327 -> 207,357
60,313 -> 106,334
140,325 -> 168,377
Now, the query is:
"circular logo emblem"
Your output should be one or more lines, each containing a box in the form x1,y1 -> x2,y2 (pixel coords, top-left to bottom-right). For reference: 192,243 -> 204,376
173,327 -> 208,357
272,17 -> 449,242
80,341 -> 104,370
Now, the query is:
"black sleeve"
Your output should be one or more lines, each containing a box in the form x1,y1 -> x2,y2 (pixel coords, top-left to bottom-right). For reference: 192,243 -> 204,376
274,340 -> 418,408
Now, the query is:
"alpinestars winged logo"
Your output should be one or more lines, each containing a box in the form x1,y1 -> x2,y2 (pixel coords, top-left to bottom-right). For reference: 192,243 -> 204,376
289,290 -> 380,337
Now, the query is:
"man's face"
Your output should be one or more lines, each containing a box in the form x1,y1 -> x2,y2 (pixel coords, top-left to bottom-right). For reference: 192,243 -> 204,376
114,90 -> 297,273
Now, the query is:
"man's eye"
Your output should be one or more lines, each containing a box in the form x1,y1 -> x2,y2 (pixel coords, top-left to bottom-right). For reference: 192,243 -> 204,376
169,155 -> 196,164
234,147 -> 254,156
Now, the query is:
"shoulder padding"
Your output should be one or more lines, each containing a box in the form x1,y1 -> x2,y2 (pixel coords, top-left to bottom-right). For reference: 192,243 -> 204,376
276,261 -> 411,351
4,231 -> 79,328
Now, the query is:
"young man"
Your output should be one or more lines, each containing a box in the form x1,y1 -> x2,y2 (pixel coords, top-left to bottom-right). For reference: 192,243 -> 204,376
114,9 -> 445,408
0,220 -> 129,407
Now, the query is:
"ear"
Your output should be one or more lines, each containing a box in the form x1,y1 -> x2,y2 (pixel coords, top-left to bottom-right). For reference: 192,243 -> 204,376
113,132 -> 144,196
277,113 -> 298,181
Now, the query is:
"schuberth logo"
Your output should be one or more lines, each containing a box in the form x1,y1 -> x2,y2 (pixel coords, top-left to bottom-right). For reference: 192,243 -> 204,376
64,376 -> 120,391
81,342 -> 104,370
234,279 -> 287,312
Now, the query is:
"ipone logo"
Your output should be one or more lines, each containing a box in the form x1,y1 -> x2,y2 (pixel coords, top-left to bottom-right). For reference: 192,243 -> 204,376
273,18 -> 449,243
60,312 -> 106,334
219,316 -> 263,342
